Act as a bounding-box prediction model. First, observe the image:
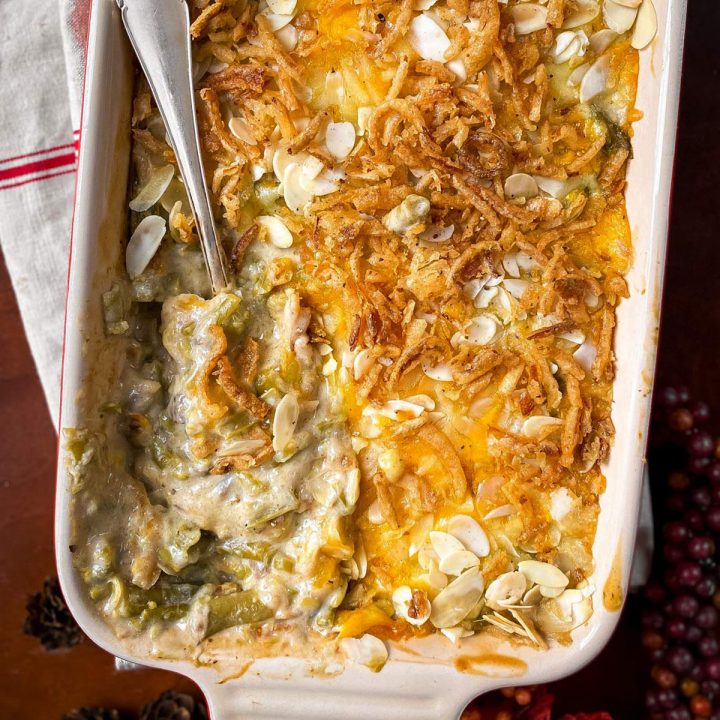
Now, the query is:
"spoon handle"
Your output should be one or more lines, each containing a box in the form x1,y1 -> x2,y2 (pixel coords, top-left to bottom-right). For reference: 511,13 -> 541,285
117,0 -> 228,294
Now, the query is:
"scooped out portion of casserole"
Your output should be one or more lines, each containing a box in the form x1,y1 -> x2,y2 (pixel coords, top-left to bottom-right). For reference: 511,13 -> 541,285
66,0 -> 656,669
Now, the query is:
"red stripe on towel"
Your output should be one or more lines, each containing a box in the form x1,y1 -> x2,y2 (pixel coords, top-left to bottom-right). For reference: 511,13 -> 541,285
0,168 -> 76,192
0,143 -> 77,168
0,152 -> 76,182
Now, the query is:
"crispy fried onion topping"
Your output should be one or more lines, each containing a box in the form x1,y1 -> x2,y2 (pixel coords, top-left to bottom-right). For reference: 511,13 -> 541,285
215,354 -> 270,420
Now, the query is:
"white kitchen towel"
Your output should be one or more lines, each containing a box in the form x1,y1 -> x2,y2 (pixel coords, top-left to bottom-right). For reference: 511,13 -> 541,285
0,0 -> 89,428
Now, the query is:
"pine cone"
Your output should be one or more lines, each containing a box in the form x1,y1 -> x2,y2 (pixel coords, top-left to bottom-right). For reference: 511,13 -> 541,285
62,708 -> 121,720
139,690 -> 208,720
23,576 -> 82,650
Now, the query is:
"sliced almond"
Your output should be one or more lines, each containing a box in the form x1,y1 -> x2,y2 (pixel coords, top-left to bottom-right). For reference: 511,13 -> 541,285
483,504 -> 516,521
429,567 -> 485,628
418,543 -> 440,570
558,329 -> 585,345
631,0 -> 657,50
420,565 -> 449,591
418,224 -> 455,243
467,315 -> 502,346
568,62 -> 591,88
579,55 -> 611,103
409,514 -> 434,556
309,169 -> 340,196
502,254 -> 520,278
259,11 -> 294,31
464,276 -> 491,299
493,287 -> 513,325
589,28 -> 619,53
573,339 -> 597,371
441,626 -> 474,644
405,394 -> 435,411
408,13 -> 451,62
495,534 -> 520,559
324,70 -> 344,104
482,612 -> 527,636
353,348 -> 375,381
572,595 -> 594,626
340,635 -> 388,672
533,176 -> 566,199
551,30 -> 589,64
446,58 -> 467,82
562,0 -> 600,28
508,3 -> 548,34
298,155 -> 325,188
547,524 -> 562,548
367,500 -> 384,525
503,279 -> 530,300
550,488 -> 575,522
473,286 -> 499,309
556,588 -> 586,612
126,215 -> 166,278
523,585 -> 544,605
509,609 -> 546,647
521,415 -> 564,439
325,121 -> 356,161
447,515 -> 490,557
275,23 -> 298,51
355,537 -> 368,579
256,215 -> 293,248
272,392 -> 299,452
273,146 -> 306,182
438,549 -> 481,576
430,530 -> 466,560
159,176 -> 189,213
504,173 -> 539,200
536,588 -> 593,634
518,560 -> 569,588
603,0 -> 638,33
228,117 -> 257,145
356,107 -> 372,135
422,361 -> 454,382
283,162 -> 314,213
267,0 -> 296,14
485,571 -> 528,609
251,163 -> 266,181
129,165 -> 175,213
515,251 -> 538,272
167,201 -> 184,242
539,584 -> 566,598
322,356 -> 338,376
392,586 -> 431,625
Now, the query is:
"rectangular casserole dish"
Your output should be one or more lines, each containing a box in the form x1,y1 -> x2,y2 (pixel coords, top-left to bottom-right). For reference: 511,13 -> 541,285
55,1 -> 687,717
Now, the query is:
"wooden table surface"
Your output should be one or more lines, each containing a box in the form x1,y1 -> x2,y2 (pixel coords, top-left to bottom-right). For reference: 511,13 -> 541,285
1,2 -> 718,717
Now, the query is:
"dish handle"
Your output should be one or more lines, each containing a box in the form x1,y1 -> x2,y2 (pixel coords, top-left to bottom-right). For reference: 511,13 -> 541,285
203,681 -> 471,720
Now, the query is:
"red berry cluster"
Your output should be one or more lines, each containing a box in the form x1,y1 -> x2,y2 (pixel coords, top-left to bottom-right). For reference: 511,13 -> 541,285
461,686 -> 611,719
642,385 -> 720,720
462,686 -> 547,719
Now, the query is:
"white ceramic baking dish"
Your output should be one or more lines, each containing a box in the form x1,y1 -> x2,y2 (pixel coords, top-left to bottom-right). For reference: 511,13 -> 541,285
55,2 -> 687,717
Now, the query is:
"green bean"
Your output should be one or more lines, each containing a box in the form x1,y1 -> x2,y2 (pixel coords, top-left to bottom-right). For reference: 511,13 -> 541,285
206,590 -> 273,637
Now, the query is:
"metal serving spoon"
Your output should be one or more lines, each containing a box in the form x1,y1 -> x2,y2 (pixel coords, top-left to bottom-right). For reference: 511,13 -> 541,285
117,0 -> 228,295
